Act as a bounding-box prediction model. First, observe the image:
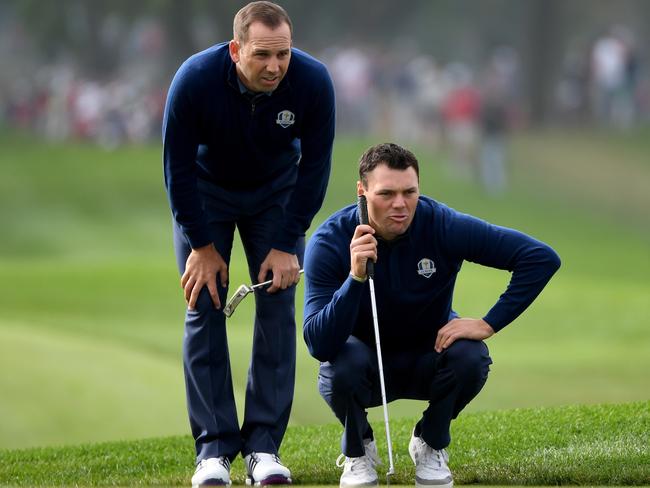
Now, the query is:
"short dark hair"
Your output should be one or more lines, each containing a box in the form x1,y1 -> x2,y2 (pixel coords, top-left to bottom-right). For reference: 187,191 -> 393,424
358,143 -> 420,187
233,1 -> 293,44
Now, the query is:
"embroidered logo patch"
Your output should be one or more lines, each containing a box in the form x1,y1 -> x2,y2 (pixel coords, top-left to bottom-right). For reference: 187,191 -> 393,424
417,258 -> 436,278
276,110 -> 295,128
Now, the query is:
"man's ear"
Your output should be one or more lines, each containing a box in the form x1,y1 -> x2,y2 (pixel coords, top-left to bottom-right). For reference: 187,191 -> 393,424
356,180 -> 365,197
229,40 -> 240,63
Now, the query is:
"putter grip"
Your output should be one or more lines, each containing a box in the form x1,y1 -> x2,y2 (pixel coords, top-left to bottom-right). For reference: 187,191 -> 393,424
357,195 -> 375,278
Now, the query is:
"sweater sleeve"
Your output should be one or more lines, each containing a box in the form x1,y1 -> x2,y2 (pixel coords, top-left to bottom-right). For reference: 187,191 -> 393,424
302,234 -> 366,362
271,66 -> 336,253
443,211 -> 561,332
162,67 -> 212,249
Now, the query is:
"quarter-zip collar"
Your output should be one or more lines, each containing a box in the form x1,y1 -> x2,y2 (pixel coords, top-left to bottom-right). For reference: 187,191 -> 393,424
236,77 -> 273,98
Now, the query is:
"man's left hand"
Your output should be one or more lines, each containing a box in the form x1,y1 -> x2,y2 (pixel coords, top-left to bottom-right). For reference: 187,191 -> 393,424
258,249 -> 301,293
435,318 -> 495,353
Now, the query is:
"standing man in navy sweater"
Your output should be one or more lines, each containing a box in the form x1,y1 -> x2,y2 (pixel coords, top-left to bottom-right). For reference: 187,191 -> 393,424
163,2 -> 335,486
303,143 -> 560,488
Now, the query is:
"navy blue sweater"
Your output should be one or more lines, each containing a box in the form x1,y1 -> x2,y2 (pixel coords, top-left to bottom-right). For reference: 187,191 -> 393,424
163,43 -> 335,253
303,197 -> 561,362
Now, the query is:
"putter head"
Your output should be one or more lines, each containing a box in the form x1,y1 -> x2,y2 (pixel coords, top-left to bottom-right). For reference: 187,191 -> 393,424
386,467 -> 395,485
223,284 -> 253,318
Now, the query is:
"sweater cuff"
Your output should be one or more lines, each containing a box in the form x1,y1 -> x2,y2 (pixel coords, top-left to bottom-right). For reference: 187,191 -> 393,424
346,274 -> 367,287
271,233 -> 299,255
482,312 -> 506,333
349,272 -> 367,283
185,227 -> 213,250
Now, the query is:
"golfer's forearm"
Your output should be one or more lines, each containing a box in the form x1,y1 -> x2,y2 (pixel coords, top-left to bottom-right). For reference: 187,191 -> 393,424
272,185 -> 328,253
445,211 -> 561,332
272,154 -> 333,253
164,166 -> 212,249
303,276 -> 364,362
483,243 -> 561,331
163,115 -> 211,247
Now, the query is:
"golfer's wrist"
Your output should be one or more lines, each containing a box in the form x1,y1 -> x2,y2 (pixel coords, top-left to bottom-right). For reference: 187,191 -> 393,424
349,272 -> 367,283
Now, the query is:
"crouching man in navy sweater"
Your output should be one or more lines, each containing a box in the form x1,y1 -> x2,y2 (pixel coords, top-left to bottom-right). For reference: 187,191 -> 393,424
303,143 -> 560,488
163,2 -> 335,486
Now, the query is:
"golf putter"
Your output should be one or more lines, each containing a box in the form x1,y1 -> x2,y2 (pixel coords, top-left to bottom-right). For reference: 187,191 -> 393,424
223,270 -> 304,318
358,195 -> 395,483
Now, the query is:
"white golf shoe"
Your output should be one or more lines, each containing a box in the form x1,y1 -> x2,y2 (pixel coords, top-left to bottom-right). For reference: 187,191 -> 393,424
336,439 -> 381,487
244,452 -> 292,485
408,431 -> 453,488
191,457 -> 231,487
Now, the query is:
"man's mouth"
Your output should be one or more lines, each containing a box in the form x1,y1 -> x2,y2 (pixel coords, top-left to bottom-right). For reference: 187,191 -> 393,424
389,215 -> 408,223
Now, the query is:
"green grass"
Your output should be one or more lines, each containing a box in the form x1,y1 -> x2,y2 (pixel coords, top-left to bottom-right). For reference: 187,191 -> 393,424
0,401 -> 648,486
0,129 -> 649,450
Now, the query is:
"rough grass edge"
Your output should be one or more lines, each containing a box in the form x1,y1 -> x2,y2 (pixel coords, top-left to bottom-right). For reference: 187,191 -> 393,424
0,400 -> 648,486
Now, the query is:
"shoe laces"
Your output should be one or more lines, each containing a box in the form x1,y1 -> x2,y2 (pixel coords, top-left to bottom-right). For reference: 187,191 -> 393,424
336,453 -> 377,474
364,442 -> 382,467
419,442 -> 448,469
248,452 -> 282,472
197,456 -> 230,471
336,441 -> 381,474
257,452 -> 282,463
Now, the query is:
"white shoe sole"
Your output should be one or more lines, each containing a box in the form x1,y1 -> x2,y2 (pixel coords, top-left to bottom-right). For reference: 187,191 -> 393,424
245,475 -> 292,486
415,477 -> 453,488
340,480 -> 378,488
192,481 -> 232,488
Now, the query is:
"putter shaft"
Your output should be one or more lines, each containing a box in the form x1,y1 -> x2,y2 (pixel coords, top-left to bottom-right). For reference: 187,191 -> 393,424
358,194 -> 394,479
223,270 -> 303,318
251,269 -> 304,290
369,276 -> 395,478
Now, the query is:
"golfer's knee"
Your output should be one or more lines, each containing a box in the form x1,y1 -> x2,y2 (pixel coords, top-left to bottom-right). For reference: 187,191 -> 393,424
191,288 -> 217,313
254,287 -> 295,321
445,339 -> 492,383
321,339 -> 372,395
184,288 -> 226,335
186,284 -> 232,315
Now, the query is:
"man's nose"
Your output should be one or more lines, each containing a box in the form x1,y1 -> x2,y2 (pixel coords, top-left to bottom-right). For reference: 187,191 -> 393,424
266,56 -> 280,73
392,194 -> 406,208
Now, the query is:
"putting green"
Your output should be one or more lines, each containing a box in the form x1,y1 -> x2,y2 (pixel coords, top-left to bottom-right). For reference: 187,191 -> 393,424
0,322 -> 188,448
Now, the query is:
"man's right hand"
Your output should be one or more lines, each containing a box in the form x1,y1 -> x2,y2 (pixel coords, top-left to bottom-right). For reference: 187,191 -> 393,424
349,224 -> 377,279
181,244 -> 228,310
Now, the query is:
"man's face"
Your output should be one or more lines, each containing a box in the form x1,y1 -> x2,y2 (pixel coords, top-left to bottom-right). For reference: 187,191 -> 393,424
229,21 -> 291,93
358,164 -> 419,241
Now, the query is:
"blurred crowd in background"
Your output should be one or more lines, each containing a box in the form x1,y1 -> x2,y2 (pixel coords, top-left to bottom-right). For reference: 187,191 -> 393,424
0,15 -> 168,149
1,4 -> 648,193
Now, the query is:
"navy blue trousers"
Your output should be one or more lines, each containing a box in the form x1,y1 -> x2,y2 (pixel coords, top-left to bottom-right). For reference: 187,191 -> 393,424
318,336 -> 492,457
173,179 -> 304,463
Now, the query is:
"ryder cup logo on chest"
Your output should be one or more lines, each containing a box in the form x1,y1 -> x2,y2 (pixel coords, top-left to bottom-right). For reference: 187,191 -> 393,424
417,258 -> 436,278
276,110 -> 295,128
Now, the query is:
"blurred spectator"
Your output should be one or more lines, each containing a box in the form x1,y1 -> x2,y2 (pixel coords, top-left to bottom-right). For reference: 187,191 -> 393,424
590,26 -> 637,129
441,63 -> 481,180
477,46 -> 519,195
329,47 -> 374,135
555,45 -> 590,123
406,55 -> 445,148
479,93 -> 508,195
